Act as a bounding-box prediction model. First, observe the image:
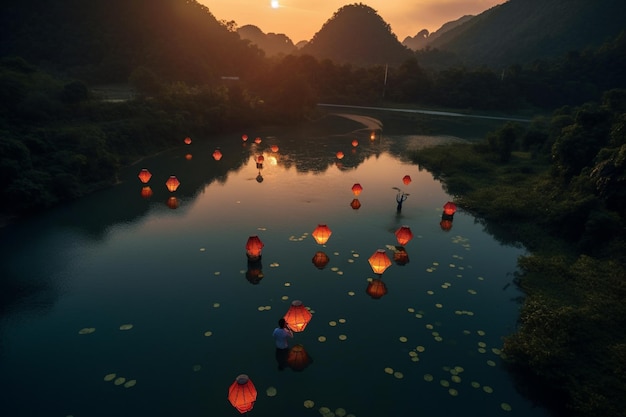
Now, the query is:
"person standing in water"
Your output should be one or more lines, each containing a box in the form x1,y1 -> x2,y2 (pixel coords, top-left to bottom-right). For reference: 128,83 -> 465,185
273,318 -> 293,370
396,192 -> 408,212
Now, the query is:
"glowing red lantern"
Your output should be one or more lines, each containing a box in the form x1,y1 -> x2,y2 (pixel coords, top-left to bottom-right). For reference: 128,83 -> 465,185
351,183 -> 363,196
271,144 -> 279,152
312,224 -> 332,245
228,374 -> 257,414
395,225 -> 414,246
140,186 -> 153,199
350,199 -> 361,210
138,169 -> 152,184
366,278 -> 388,299
287,344 -> 311,371
166,196 -> 179,209
443,201 -> 457,216
165,175 -> 180,192
336,151 -> 344,159
212,149 -> 223,161
402,175 -> 411,185
256,155 -> 264,164
245,235 -> 264,259
242,134 -> 248,142
254,137 -> 262,144
368,249 -> 392,275
440,219 -> 453,232
312,251 -> 330,269
351,139 -> 359,147
284,300 -> 312,332
184,137 -> 192,145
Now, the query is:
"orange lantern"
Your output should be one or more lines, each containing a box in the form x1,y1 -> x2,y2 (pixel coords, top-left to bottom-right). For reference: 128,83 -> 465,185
312,224 -> 332,245
440,219 -> 453,232
256,155 -> 264,164
242,134 -> 248,142
212,149 -> 223,161
254,137 -> 262,144
370,131 -> 376,140
350,199 -> 361,210
166,196 -> 179,209
443,201 -> 457,216
184,137 -> 192,145
245,235 -> 264,259
351,183 -> 363,196
138,169 -> 152,184
368,249 -> 392,275
395,225 -> 414,246
312,251 -> 330,269
271,144 -> 279,152
228,374 -> 257,414
284,300 -> 312,332
351,139 -> 359,147
165,175 -> 180,192
185,153 -> 193,160
140,186 -> 153,199
402,175 -> 411,185
287,344 -> 311,371
366,278 -> 388,299
336,151 -> 344,159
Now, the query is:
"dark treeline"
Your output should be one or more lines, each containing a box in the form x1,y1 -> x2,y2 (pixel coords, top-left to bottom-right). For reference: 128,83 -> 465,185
411,90 -> 626,417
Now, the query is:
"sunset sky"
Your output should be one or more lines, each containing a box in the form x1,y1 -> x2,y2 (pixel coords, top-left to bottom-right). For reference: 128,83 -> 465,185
202,0 -> 504,43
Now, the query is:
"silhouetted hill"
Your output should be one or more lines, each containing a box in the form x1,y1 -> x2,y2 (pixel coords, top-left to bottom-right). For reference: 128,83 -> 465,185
0,0 -> 265,83
237,25 -> 297,57
402,15 -> 474,51
426,0 -> 626,67
298,3 -> 412,66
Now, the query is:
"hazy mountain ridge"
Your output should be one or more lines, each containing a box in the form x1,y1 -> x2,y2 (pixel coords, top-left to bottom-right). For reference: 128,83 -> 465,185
237,25 -> 297,57
402,15 -> 474,51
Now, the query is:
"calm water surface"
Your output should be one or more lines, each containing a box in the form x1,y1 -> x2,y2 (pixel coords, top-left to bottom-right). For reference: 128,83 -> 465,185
0,119 -> 550,417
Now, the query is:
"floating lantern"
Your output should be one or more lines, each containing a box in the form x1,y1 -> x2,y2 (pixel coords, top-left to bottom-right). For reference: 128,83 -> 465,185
184,137 -> 192,145
256,155 -> 264,164
271,144 -> 279,152
351,183 -> 363,196
443,201 -> 457,216
212,149 -> 223,161
370,131 -> 376,140
140,186 -> 153,199
165,175 -> 180,192
366,278 -> 388,299
245,235 -> 264,260
312,224 -> 332,245
350,199 -> 361,210
185,153 -> 193,160
312,251 -> 330,269
138,169 -> 152,184
393,247 -> 410,265
368,249 -> 392,275
166,196 -> 179,209
395,225 -> 414,246
336,151 -> 344,160
287,344 -> 311,371
254,137 -> 262,144
284,300 -> 312,332
228,374 -> 257,414
440,219 -> 453,232
242,134 -> 248,142
402,175 -> 411,185
352,139 -> 359,147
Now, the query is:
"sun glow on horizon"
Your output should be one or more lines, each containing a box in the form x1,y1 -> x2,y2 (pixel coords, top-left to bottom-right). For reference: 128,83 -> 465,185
270,0 -> 279,9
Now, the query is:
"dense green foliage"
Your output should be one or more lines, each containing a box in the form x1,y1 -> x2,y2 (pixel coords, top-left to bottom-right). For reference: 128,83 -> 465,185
410,92 -> 626,417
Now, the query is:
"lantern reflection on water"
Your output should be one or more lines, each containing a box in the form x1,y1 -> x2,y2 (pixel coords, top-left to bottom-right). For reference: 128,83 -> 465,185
166,196 -> 179,209
185,153 -> 193,160
140,186 -> 153,199
246,259 -> 264,284
312,224 -> 332,245
138,169 -> 152,184
245,235 -> 264,260
165,176 -> 180,192
368,249 -> 392,275
350,199 -> 361,210
284,300 -> 312,332
351,183 -> 363,196
312,251 -> 330,269
366,278 -> 388,299
228,374 -> 257,414
393,247 -> 410,265
395,225 -> 414,246
287,344 -> 311,371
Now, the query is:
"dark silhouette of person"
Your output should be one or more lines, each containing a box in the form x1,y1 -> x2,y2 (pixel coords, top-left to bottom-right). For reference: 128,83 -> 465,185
272,318 -> 293,370
396,192 -> 408,212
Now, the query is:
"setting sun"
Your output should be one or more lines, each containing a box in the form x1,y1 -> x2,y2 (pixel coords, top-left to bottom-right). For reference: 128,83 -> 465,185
270,0 -> 279,9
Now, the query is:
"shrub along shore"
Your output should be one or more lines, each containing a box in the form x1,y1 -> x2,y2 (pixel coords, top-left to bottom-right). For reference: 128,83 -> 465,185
410,91 -> 626,417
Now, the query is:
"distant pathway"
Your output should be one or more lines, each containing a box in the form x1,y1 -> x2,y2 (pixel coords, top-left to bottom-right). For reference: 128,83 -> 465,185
318,103 -> 532,123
